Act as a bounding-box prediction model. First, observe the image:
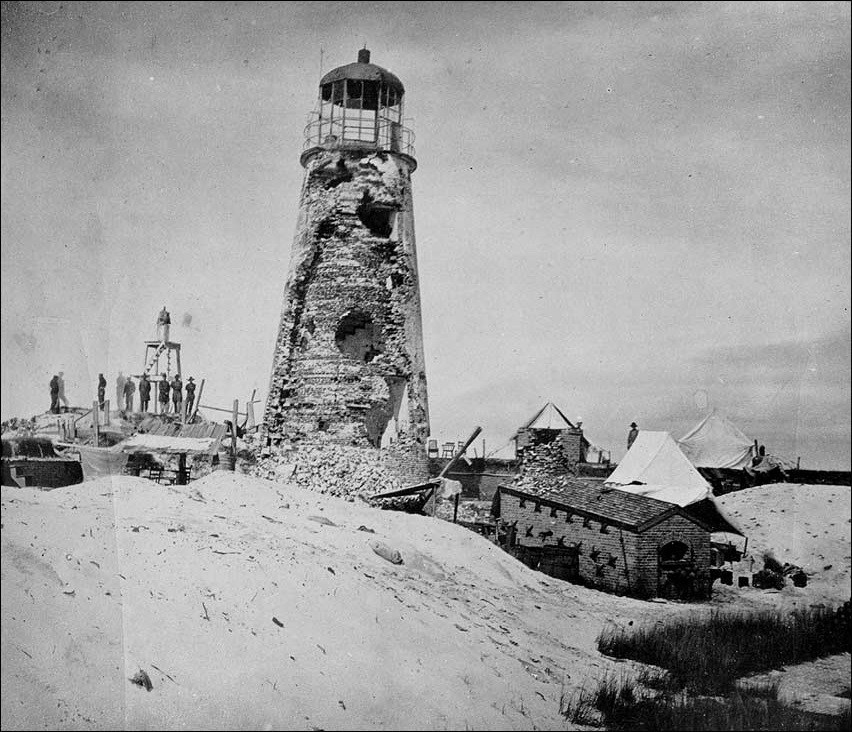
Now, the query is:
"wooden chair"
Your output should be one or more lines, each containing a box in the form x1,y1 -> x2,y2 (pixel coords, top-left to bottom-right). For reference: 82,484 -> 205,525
441,442 -> 455,458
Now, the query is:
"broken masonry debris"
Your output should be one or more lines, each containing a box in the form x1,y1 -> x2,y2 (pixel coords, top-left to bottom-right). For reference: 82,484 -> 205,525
129,669 -> 153,691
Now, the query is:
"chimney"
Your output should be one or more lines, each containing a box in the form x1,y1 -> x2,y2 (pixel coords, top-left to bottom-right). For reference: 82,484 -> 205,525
358,48 -> 371,64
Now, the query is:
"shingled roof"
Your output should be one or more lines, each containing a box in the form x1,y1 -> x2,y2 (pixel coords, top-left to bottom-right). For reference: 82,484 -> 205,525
496,481 -> 711,533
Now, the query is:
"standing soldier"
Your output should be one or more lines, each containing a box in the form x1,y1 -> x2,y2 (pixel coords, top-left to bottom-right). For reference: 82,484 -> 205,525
57,371 -> 69,412
49,374 -> 60,414
139,374 -> 151,413
97,373 -> 107,411
171,374 -> 183,417
628,422 -> 639,450
158,373 -> 170,413
123,377 -> 136,412
184,376 -> 197,419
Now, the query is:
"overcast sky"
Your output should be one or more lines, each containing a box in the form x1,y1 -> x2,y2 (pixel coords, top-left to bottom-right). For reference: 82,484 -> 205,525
2,1 -> 850,468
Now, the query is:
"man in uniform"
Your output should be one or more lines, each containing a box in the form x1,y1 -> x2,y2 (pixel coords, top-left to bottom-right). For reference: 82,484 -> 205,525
171,374 -> 183,417
97,373 -> 107,411
139,374 -> 151,412
628,422 -> 639,450
184,376 -> 197,418
158,373 -> 170,413
49,374 -> 60,414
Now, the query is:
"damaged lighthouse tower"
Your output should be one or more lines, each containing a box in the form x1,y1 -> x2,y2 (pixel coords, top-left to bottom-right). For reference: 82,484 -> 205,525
263,49 -> 430,488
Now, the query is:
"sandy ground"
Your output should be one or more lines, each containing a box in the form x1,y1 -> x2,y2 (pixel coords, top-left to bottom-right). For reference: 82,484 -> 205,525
716,483 -> 851,608
2,475 -> 849,730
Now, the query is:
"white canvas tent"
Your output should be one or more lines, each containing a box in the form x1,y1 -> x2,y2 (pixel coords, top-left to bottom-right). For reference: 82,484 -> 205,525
678,411 -> 755,469
606,430 -> 744,536
606,431 -> 711,506
523,402 -> 574,431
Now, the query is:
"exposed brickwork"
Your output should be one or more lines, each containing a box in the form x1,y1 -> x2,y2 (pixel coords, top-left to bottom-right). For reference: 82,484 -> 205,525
636,514 -> 712,599
261,60 -> 430,491
496,488 -> 712,599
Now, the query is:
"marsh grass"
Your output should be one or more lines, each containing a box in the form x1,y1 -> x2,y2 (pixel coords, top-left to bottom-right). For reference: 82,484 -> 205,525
597,605 -> 851,694
561,673 -> 851,731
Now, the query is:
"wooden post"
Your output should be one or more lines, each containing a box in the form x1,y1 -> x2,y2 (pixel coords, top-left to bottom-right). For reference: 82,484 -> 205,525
190,378 -> 205,422
92,400 -> 100,447
104,399 -> 110,425
177,452 -> 187,485
231,399 -> 239,458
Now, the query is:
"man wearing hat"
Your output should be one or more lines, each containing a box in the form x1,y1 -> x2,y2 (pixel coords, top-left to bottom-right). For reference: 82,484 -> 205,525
627,422 -> 639,449
171,373 -> 183,417
184,376 -> 197,418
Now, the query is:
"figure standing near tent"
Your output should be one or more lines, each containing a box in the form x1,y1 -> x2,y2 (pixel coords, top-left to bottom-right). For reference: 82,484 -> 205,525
49,374 -> 60,414
97,373 -> 107,411
628,422 -> 639,449
57,371 -> 69,412
123,377 -> 136,412
157,306 -> 171,343
171,374 -> 183,417
158,373 -> 170,413
184,376 -> 196,418
138,374 -> 151,412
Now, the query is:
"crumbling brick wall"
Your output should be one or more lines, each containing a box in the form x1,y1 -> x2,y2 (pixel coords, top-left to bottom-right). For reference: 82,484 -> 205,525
261,144 -> 430,490
513,441 -> 579,492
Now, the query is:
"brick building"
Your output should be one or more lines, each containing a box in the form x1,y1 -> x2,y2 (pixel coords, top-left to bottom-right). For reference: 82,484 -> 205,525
492,482 -> 713,600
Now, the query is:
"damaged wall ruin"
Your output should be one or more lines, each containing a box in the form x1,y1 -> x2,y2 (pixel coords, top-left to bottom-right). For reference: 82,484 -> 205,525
262,59 -> 430,492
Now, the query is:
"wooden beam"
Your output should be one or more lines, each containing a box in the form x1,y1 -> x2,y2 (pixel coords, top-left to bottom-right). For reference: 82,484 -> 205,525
438,426 -> 482,479
92,400 -> 100,447
189,378 -> 205,422
199,404 -> 248,417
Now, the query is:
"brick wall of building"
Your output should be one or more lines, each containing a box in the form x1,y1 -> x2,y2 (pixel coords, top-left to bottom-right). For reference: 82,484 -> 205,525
2,458 -> 83,488
636,514 -> 712,598
497,490 -> 640,595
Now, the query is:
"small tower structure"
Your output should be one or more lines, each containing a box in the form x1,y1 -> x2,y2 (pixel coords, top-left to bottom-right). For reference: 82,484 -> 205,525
263,49 -> 430,490
142,306 -> 181,413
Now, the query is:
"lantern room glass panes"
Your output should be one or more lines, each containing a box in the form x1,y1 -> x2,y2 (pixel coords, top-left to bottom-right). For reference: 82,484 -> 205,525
315,78 -> 406,152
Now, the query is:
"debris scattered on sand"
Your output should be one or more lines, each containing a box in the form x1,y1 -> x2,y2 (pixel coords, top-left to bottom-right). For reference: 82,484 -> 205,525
129,669 -> 153,692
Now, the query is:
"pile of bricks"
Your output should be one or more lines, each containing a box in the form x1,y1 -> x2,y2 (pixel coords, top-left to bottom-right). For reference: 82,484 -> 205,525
248,436 -> 430,502
513,441 -> 578,496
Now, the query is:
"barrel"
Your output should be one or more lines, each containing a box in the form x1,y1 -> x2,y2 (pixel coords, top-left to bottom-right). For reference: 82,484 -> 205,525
218,453 -> 236,471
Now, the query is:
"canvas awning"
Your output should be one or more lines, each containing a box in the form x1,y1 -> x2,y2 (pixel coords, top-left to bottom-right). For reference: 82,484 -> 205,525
119,434 -> 221,456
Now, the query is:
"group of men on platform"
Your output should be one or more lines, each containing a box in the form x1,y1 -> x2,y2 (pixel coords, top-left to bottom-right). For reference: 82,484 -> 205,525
50,372 -> 197,418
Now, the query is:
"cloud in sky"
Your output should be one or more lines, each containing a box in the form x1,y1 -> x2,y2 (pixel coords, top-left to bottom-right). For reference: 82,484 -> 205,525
2,1 -> 849,468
